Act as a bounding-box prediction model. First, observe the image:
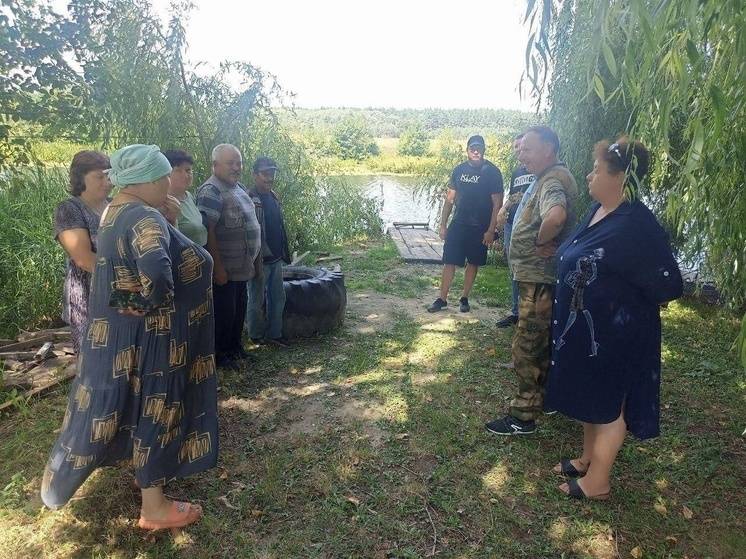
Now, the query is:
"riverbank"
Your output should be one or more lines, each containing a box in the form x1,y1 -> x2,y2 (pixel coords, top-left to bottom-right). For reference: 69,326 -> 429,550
1,239 -> 743,558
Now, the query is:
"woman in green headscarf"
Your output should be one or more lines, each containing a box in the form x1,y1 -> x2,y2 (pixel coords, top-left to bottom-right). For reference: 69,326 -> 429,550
41,144 -> 218,532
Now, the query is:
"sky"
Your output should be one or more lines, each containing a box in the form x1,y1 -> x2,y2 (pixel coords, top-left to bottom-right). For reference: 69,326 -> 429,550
147,0 -> 534,111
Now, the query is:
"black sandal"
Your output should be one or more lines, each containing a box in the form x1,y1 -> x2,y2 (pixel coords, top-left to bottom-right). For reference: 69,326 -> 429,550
555,458 -> 588,478
565,478 -> 610,501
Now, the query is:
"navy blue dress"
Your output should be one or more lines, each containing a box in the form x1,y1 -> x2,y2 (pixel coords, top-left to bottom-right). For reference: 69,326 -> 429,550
42,203 -> 218,509
544,201 -> 683,440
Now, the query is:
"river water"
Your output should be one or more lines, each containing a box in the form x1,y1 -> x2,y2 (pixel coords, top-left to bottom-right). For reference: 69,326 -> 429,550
342,175 -> 439,228
346,174 -> 711,290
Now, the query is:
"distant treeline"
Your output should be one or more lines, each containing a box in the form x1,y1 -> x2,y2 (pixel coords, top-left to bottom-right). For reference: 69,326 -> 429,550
279,107 -> 536,138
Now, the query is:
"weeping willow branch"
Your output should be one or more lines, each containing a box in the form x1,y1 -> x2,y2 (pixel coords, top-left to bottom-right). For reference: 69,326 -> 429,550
522,0 -> 746,368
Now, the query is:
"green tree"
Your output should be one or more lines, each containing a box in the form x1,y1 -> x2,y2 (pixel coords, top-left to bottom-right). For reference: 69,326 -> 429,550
397,123 -> 429,156
0,0 -> 87,167
0,0 -> 383,335
522,0 -> 746,364
332,114 -> 378,160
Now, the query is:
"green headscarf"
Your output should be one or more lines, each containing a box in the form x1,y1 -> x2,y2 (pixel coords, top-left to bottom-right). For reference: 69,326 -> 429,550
106,144 -> 172,187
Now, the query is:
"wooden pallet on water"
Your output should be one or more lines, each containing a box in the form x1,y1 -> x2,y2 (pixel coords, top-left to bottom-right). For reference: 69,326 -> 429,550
387,223 -> 443,264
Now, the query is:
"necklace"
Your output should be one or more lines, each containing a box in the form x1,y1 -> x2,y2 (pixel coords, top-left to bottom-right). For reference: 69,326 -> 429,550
114,190 -> 152,207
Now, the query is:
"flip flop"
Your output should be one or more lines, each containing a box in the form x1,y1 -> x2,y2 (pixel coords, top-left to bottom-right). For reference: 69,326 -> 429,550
138,500 -> 203,530
554,458 -> 588,478
564,478 -> 610,501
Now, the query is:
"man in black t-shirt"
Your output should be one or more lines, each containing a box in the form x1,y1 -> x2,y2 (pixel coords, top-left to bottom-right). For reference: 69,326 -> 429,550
496,134 -> 535,327
428,135 -> 504,313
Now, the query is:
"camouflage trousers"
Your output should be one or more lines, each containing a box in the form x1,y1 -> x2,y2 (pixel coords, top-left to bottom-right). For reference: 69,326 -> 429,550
509,281 -> 554,421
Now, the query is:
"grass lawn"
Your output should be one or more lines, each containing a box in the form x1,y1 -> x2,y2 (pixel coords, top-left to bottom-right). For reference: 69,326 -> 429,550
0,239 -> 744,558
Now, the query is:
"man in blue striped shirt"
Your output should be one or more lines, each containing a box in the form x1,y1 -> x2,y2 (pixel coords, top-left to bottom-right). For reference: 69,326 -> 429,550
197,144 -> 262,367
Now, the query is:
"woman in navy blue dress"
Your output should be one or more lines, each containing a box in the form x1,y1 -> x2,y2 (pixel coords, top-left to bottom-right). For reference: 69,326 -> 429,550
544,138 -> 683,500
42,145 -> 217,531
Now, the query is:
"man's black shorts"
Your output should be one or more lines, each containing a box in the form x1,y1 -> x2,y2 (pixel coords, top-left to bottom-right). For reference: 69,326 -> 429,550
442,222 -> 488,267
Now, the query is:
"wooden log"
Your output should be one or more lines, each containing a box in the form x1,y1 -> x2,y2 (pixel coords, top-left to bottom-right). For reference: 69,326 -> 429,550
0,338 -> 15,345
0,335 -> 53,352
291,251 -> 311,266
316,256 -> 343,263
2,355 -> 76,389
2,370 -> 32,389
0,362 -> 77,413
16,327 -> 70,342
34,341 -> 55,361
1,359 -> 32,372
26,356 -> 77,387
0,350 -> 38,361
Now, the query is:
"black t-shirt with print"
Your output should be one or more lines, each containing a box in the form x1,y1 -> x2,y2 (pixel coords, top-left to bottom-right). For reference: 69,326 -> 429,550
450,159 -> 503,229
507,165 -> 535,224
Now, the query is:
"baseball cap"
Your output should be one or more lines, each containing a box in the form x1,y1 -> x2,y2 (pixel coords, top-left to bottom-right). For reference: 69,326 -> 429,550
253,156 -> 278,173
467,135 -> 486,150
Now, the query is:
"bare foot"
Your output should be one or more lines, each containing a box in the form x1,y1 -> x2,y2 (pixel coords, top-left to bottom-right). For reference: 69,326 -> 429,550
139,500 -> 203,530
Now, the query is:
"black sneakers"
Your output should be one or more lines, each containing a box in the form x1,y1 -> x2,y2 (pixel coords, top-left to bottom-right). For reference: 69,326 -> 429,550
495,314 -> 518,328
428,297 -> 470,313
485,415 -> 536,436
234,347 -> 254,360
427,298 -> 448,312
216,353 -> 238,369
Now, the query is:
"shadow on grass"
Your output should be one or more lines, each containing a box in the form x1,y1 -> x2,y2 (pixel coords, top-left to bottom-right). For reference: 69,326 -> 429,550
0,288 -> 743,558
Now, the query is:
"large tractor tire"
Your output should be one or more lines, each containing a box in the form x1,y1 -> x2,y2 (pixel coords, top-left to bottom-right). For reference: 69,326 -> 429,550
282,265 -> 347,338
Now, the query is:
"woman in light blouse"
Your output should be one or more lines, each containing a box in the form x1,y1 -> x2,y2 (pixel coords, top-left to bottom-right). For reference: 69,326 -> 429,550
163,149 -> 207,246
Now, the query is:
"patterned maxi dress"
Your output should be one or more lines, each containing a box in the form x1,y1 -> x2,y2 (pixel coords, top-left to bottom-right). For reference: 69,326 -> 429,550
42,203 -> 218,509
54,197 -> 107,352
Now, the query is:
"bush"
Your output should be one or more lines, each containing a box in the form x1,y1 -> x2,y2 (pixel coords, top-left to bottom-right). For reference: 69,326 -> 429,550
332,115 -> 379,161
0,166 -> 68,337
31,141 -> 95,166
397,124 -> 429,156
0,160 -> 383,338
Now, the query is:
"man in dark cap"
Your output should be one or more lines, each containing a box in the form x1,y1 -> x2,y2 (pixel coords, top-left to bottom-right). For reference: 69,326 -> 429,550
246,156 -> 291,346
428,135 -> 504,313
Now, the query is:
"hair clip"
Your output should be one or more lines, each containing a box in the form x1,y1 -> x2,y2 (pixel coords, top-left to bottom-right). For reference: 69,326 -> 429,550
608,142 -> 624,162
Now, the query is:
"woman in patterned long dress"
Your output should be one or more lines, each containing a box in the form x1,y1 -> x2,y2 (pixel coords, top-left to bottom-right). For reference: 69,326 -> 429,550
544,138 -> 682,500
42,145 -> 218,531
54,151 -> 112,352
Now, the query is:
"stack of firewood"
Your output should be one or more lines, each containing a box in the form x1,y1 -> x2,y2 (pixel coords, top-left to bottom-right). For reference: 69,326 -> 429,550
0,327 -> 77,411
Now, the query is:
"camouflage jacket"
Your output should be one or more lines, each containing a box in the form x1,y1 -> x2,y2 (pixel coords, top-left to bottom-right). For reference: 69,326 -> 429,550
509,164 -> 578,284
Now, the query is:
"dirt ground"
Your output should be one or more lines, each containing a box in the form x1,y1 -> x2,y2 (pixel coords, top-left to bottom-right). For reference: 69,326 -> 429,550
219,274 -> 510,449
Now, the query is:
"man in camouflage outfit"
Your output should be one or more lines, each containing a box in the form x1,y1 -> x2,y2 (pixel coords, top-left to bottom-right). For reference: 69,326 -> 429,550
486,126 -> 578,435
